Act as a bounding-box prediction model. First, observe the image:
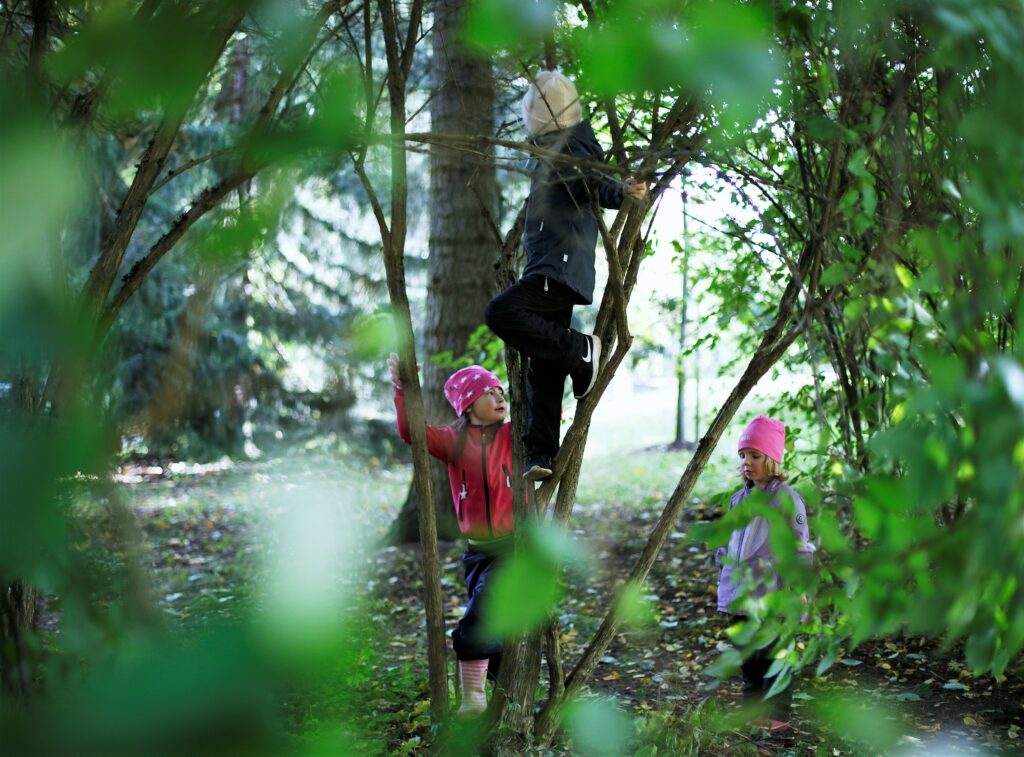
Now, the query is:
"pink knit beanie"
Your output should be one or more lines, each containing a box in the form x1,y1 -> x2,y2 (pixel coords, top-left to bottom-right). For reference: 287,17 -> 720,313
443,366 -> 502,417
738,416 -> 786,463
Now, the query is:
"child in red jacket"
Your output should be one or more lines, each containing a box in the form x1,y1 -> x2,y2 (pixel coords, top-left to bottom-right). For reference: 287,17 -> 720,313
388,354 -> 514,715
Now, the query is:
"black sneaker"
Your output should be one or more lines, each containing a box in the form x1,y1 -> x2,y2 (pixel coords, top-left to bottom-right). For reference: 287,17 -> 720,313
523,456 -> 553,481
571,334 -> 602,399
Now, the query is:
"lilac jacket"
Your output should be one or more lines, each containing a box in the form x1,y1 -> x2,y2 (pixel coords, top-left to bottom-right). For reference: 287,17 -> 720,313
715,479 -> 815,614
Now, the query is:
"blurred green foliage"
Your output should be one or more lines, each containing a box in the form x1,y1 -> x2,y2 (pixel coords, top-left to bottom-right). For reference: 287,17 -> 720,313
2,0 -> 1024,751
675,0 -> 1024,707
484,523 -> 584,639
560,696 -> 636,757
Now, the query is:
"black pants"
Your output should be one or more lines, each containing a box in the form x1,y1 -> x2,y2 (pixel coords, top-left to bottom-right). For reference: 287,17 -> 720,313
484,275 -> 584,459
732,616 -> 792,720
452,538 -> 513,668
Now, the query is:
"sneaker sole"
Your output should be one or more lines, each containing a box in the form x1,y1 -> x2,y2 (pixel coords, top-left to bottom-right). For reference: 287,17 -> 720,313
523,465 -> 553,481
574,335 -> 602,399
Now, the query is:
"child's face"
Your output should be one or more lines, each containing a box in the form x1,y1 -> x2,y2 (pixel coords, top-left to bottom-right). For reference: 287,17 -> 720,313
467,387 -> 507,425
739,448 -> 770,485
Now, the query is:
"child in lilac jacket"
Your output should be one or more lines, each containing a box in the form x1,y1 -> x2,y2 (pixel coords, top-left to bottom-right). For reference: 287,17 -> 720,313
715,416 -> 815,732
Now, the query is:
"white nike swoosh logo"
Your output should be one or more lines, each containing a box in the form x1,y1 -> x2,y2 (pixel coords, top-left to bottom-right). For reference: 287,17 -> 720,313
582,339 -> 592,363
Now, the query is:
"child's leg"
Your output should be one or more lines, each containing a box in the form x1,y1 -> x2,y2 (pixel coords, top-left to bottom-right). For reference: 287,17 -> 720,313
452,550 -> 503,661
452,545 -> 507,713
484,276 -> 582,368
486,652 -> 502,682
457,659 -> 489,715
486,277 -> 584,468
739,647 -> 771,704
524,354 -> 568,465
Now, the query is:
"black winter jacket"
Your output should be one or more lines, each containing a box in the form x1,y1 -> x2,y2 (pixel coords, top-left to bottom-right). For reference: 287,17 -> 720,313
522,120 -> 624,304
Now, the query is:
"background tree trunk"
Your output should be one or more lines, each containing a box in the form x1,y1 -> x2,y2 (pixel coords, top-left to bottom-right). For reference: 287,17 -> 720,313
673,187 -> 690,448
389,0 -> 498,544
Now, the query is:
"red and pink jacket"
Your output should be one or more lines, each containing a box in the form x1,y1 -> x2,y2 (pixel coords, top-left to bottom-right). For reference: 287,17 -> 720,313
394,389 -> 514,540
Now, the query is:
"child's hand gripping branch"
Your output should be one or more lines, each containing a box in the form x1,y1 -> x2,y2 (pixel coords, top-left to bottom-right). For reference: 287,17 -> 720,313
623,176 -> 649,200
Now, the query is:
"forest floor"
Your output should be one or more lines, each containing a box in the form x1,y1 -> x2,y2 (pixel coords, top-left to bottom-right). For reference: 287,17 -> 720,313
106,447 -> 1024,756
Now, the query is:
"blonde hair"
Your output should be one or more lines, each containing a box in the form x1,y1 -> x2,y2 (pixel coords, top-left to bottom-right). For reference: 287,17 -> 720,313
737,455 -> 789,484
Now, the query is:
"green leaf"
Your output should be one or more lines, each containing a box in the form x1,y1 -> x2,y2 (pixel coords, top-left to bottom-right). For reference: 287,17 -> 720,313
816,647 -> 839,676
861,183 -> 877,217
848,147 -> 869,178
764,665 -> 792,698
810,694 -> 905,752
560,697 -> 636,757
705,647 -> 743,680
614,582 -> 656,629
483,541 -> 562,638
853,497 -> 883,539
350,310 -> 400,360
965,628 -> 996,674
806,116 -> 840,141
463,0 -> 556,52
821,262 -> 853,287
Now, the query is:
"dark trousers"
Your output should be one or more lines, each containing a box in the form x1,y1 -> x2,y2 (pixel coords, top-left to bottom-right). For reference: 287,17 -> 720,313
484,275 -> 582,459
732,616 -> 792,721
452,539 -> 513,668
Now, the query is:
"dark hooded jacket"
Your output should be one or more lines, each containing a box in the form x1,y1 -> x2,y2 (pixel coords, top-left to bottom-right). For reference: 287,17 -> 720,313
522,120 -> 624,304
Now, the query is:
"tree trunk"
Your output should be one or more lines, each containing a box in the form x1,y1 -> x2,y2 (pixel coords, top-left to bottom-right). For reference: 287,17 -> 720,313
372,0 -> 449,721
1,580 -> 37,699
388,0 -> 498,544
1,376 -> 41,698
673,187 -> 690,448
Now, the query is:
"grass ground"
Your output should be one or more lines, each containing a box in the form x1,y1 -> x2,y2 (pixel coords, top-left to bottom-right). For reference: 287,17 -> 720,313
86,435 -> 1023,756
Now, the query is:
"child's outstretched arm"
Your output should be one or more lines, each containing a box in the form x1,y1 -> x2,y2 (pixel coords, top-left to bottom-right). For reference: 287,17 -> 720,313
388,353 -> 455,461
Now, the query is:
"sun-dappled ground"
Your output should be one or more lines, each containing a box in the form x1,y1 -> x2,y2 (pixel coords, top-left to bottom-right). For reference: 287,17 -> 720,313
85,447 -> 1024,755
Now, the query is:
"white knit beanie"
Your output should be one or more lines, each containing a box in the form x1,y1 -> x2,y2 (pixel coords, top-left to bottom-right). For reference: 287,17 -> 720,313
521,70 -> 582,135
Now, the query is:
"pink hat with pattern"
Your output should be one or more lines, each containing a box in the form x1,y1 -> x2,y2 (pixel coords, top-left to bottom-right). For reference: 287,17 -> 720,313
738,416 -> 786,463
443,366 -> 502,417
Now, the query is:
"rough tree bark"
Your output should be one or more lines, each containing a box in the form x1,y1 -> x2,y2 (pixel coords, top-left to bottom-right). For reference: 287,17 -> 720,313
388,0 -> 499,544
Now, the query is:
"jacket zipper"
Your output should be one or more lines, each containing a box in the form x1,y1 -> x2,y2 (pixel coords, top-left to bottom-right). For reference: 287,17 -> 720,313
458,470 -> 466,521
544,276 -> 549,292
502,463 -> 512,488
481,428 -> 494,539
